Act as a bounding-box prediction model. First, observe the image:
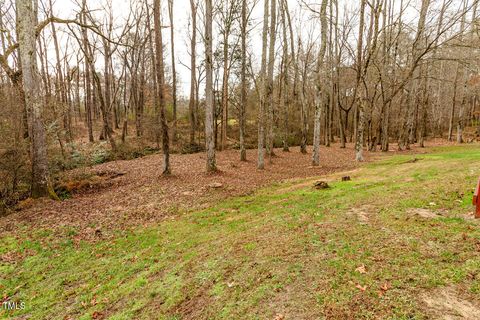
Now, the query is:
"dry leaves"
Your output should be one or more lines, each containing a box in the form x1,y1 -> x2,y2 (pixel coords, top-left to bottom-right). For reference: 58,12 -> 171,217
1,143 -> 427,241
1,145 -> 369,240
355,264 -> 367,274
356,284 -> 367,291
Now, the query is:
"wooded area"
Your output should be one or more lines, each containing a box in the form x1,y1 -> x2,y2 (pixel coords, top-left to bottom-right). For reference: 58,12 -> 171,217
3,1 -> 480,318
1,0 -> 479,206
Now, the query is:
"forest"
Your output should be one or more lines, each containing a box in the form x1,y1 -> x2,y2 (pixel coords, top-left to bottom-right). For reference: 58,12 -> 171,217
0,0 -> 478,202
1,0 -> 480,319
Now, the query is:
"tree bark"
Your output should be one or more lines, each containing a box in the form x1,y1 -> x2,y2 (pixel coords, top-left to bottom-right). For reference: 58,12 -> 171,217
239,0 -> 247,161
205,0 -> 216,172
189,0 -> 197,146
168,0 -> 178,144
154,0 -> 171,175
312,0 -> 328,166
280,0 -> 290,152
265,0 -> 277,163
81,0 -> 94,142
257,0 -> 269,169
354,0 -> 366,161
18,0 -> 50,198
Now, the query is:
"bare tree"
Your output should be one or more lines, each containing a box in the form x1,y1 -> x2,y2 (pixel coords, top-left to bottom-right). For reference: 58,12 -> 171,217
239,0 -> 247,161
265,0 -> 276,163
154,0 -> 171,175
189,0 -> 198,146
312,0 -> 328,166
205,0 -> 217,172
257,0 -> 269,169
17,0 -> 50,197
168,0 -> 178,144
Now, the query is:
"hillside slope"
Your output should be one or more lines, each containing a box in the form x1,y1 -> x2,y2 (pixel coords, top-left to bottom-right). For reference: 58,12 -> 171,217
1,145 -> 480,319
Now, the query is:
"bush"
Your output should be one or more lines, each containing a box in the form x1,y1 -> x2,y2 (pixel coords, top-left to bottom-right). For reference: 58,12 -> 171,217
91,142 -> 112,164
181,142 -> 204,154
0,146 -> 30,213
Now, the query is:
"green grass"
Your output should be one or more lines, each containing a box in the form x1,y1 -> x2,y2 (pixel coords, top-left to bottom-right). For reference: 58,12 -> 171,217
2,145 -> 480,319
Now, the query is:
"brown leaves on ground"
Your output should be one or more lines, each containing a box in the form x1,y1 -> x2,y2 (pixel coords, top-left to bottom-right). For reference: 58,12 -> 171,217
0,143 -> 427,240
355,284 -> 367,292
355,264 -> 367,274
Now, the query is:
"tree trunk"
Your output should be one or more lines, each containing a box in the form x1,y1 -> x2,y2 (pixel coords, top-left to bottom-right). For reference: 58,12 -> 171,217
18,0 -> 50,198
448,65 -> 460,141
354,0 -> 366,161
312,0 -> 328,166
239,0 -> 247,161
221,26 -> 229,151
154,0 -> 171,175
266,0 -> 277,163
81,0 -> 94,142
355,102 -> 365,161
280,0 -> 289,152
205,0 -> 216,172
189,0 -> 197,146
168,0 -> 178,144
257,0 -> 269,169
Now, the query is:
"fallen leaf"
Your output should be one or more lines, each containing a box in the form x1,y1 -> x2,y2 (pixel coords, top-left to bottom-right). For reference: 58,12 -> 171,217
380,282 -> 391,292
355,264 -> 367,274
355,284 -> 367,291
273,314 -> 285,320
208,182 -> 223,188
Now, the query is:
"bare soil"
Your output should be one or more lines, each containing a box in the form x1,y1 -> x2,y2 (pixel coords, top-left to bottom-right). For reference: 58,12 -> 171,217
422,286 -> 480,319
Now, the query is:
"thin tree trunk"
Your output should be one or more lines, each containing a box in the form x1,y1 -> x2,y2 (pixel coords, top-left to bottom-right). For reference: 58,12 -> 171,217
189,0 -> 197,146
280,0 -> 289,152
257,0 -> 269,169
221,18 -> 229,151
239,0 -> 247,161
312,0 -> 328,166
354,0 -> 366,161
265,0 -> 277,163
205,0 -> 216,172
145,2 -> 159,146
448,65 -> 460,141
154,0 -> 171,175
81,0 -> 94,142
168,0 -> 178,144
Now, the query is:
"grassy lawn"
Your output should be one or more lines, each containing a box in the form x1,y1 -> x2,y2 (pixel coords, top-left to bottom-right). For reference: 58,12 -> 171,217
1,145 -> 480,319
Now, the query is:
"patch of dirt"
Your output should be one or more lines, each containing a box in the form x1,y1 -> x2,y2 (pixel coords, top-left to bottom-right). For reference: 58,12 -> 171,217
275,169 -> 360,194
421,286 -> 480,319
0,143 -> 428,240
407,208 -> 443,219
349,205 -> 376,224
266,283 -> 322,319
169,285 -> 214,320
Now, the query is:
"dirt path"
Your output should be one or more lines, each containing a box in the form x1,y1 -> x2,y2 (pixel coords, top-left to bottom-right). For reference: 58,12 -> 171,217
0,143 -> 431,239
